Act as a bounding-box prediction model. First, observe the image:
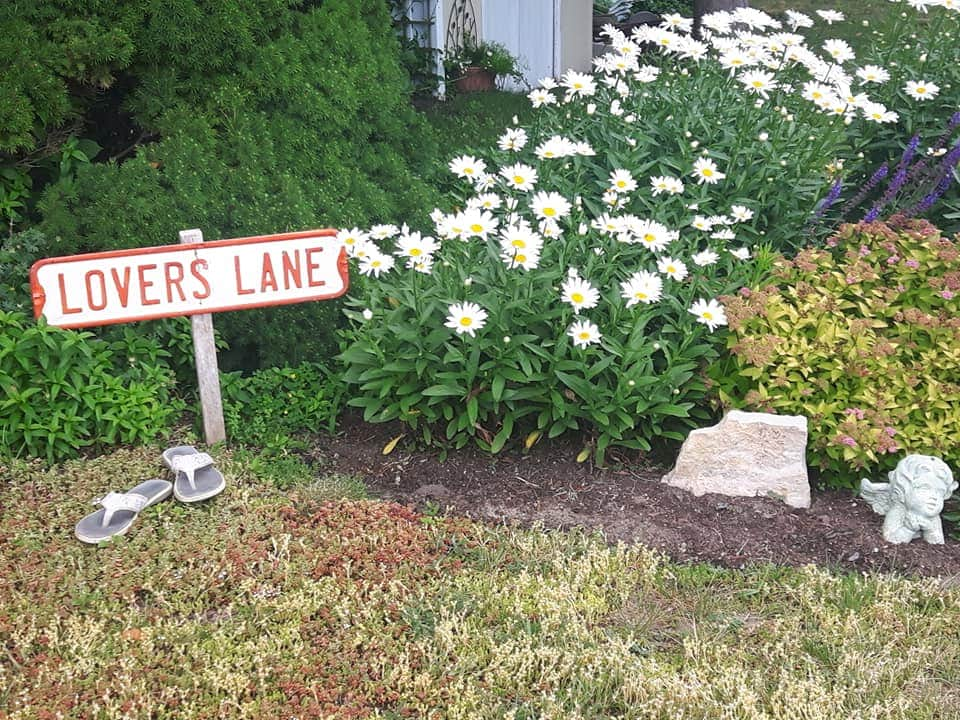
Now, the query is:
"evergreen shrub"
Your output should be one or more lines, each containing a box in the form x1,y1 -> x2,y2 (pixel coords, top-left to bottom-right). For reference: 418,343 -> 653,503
30,0 -> 439,369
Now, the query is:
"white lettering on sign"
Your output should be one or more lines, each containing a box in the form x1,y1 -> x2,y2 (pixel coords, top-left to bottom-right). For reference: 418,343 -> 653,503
31,230 -> 349,328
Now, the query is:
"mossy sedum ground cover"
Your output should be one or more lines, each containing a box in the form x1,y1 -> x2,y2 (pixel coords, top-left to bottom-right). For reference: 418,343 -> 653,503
1,447 -> 959,719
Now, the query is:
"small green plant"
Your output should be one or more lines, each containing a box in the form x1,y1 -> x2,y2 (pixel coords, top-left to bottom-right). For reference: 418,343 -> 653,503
714,218 -> 960,487
218,361 -> 343,454
445,37 -> 524,86
0,312 -> 182,463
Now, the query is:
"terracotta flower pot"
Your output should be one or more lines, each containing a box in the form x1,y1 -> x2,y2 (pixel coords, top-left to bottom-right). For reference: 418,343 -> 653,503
455,66 -> 496,93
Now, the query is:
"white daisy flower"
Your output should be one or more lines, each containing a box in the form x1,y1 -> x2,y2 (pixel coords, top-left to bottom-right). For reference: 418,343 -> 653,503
337,227 -> 369,252
785,10 -> 814,30
499,224 -> 543,253
634,65 -> 660,83
631,218 -> 672,252
856,64 -> 890,84
448,155 -> 487,181
904,80 -> 940,100
369,224 -> 399,240
620,270 -> 663,307
730,205 -> 755,222
650,175 -> 685,196
609,169 -> 638,194
500,163 -> 538,192
739,69 -> 778,99
692,249 -> 720,267
861,101 -> 899,124
500,244 -> 541,271
394,231 -> 438,260
567,319 -> 602,349
497,127 -> 528,152
689,298 -> 728,331
467,192 -> 502,211
460,207 -> 499,240
692,157 -> 726,185
657,256 -> 689,281
561,276 -> 600,314
358,251 -> 395,278
535,135 -> 577,159
527,88 -> 557,108
711,228 -> 736,240
823,38 -> 855,63
730,247 -> 751,260
561,69 -> 597,98
691,215 -> 714,231
530,191 -> 572,220
445,302 -> 488,337
815,9 -> 845,24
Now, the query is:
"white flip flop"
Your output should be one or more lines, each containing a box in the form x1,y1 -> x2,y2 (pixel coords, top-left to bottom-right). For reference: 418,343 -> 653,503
162,446 -> 226,503
75,479 -> 172,544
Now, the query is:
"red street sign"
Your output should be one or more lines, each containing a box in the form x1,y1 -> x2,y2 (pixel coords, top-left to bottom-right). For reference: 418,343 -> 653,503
30,229 -> 349,329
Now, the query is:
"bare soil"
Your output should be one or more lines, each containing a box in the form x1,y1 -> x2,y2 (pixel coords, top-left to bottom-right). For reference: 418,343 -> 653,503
311,416 -> 960,580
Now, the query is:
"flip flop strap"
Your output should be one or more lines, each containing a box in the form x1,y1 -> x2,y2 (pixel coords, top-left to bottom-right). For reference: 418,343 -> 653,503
171,453 -> 215,490
95,491 -> 149,527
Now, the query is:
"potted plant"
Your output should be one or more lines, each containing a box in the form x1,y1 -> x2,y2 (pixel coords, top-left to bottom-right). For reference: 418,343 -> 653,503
445,37 -> 523,92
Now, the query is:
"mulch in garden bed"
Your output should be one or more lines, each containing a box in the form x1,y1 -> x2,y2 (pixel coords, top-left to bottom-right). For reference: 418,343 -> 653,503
310,416 -> 960,580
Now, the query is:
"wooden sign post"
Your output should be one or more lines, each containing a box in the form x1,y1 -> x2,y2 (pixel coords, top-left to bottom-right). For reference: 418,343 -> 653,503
31,228 -> 349,446
179,229 -> 225,444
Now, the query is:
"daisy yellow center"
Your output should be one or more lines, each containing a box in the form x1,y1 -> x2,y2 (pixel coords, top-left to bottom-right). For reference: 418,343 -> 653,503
346,238 -> 356,244
544,151 -> 555,158
702,168 -> 714,177
573,82 -> 583,89
372,260 -> 381,267
617,180 -> 627,188
917,87 -> 927,94
571,292 -> 584,303
732,59 -> 743,65
812,91 -> 822,99
464,167 -> 474,174
644,233 -> 656,243
702,311 -> 713,320
460,317 -> 473,326
511,239 -> 525,248
543,207 -> 556,217
635,292 -> 647,299
667,265 -> 676,273
513,175 -> 525,184
752,80 -> 764,88
470,223 -> 483,233
578,332 -> 590,340
516,254 -> 527,263
410,248 -> 422,256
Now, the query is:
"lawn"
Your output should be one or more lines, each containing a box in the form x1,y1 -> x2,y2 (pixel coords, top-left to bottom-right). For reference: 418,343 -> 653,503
2,447 -> 959,718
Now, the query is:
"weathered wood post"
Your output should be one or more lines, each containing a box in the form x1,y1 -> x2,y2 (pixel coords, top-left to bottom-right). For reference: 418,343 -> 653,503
179,228 -> 226,445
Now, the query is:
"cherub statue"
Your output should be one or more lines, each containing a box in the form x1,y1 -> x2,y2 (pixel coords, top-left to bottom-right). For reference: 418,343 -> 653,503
860,454 -> 957,544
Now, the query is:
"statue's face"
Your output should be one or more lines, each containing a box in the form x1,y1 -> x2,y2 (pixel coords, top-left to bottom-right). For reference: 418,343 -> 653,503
903,474 -> 946,518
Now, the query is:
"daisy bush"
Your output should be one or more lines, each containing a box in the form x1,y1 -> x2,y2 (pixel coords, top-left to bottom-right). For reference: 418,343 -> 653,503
339,2 -> 960,459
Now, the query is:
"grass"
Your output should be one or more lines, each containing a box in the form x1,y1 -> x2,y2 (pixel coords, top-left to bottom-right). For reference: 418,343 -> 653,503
2,446 -> 959,718
752,0 -> 913,49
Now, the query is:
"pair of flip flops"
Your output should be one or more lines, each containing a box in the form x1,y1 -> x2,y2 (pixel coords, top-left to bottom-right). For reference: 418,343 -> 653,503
75,446 -> 226,544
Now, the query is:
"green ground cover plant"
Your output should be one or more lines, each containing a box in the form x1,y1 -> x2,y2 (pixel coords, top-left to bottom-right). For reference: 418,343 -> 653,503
716,217 -> 960,486
2,446 -> 958,718
219,361 -> 344,455
338,1 -> 960,460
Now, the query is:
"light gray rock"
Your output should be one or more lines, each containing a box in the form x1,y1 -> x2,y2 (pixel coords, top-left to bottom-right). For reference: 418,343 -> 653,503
662,410 -> 811,508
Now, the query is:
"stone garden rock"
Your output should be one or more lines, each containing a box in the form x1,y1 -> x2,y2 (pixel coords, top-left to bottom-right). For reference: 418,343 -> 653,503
662,410 -> 811,508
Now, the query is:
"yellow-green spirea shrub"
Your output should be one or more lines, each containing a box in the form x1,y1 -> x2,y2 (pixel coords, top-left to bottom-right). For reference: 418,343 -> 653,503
714,217 -> 960,487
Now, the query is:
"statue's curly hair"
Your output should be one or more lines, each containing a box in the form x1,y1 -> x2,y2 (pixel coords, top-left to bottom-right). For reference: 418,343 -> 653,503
890,455 -> 957,500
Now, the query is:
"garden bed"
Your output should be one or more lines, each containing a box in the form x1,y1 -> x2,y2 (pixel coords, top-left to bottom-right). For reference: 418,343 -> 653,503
312,416 -> 960,579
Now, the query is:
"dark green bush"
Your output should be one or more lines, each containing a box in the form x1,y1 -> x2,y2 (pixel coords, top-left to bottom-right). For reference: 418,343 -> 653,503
20,0 -> 439,370
0,228 -> 47,313
0,312 -> 183,463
